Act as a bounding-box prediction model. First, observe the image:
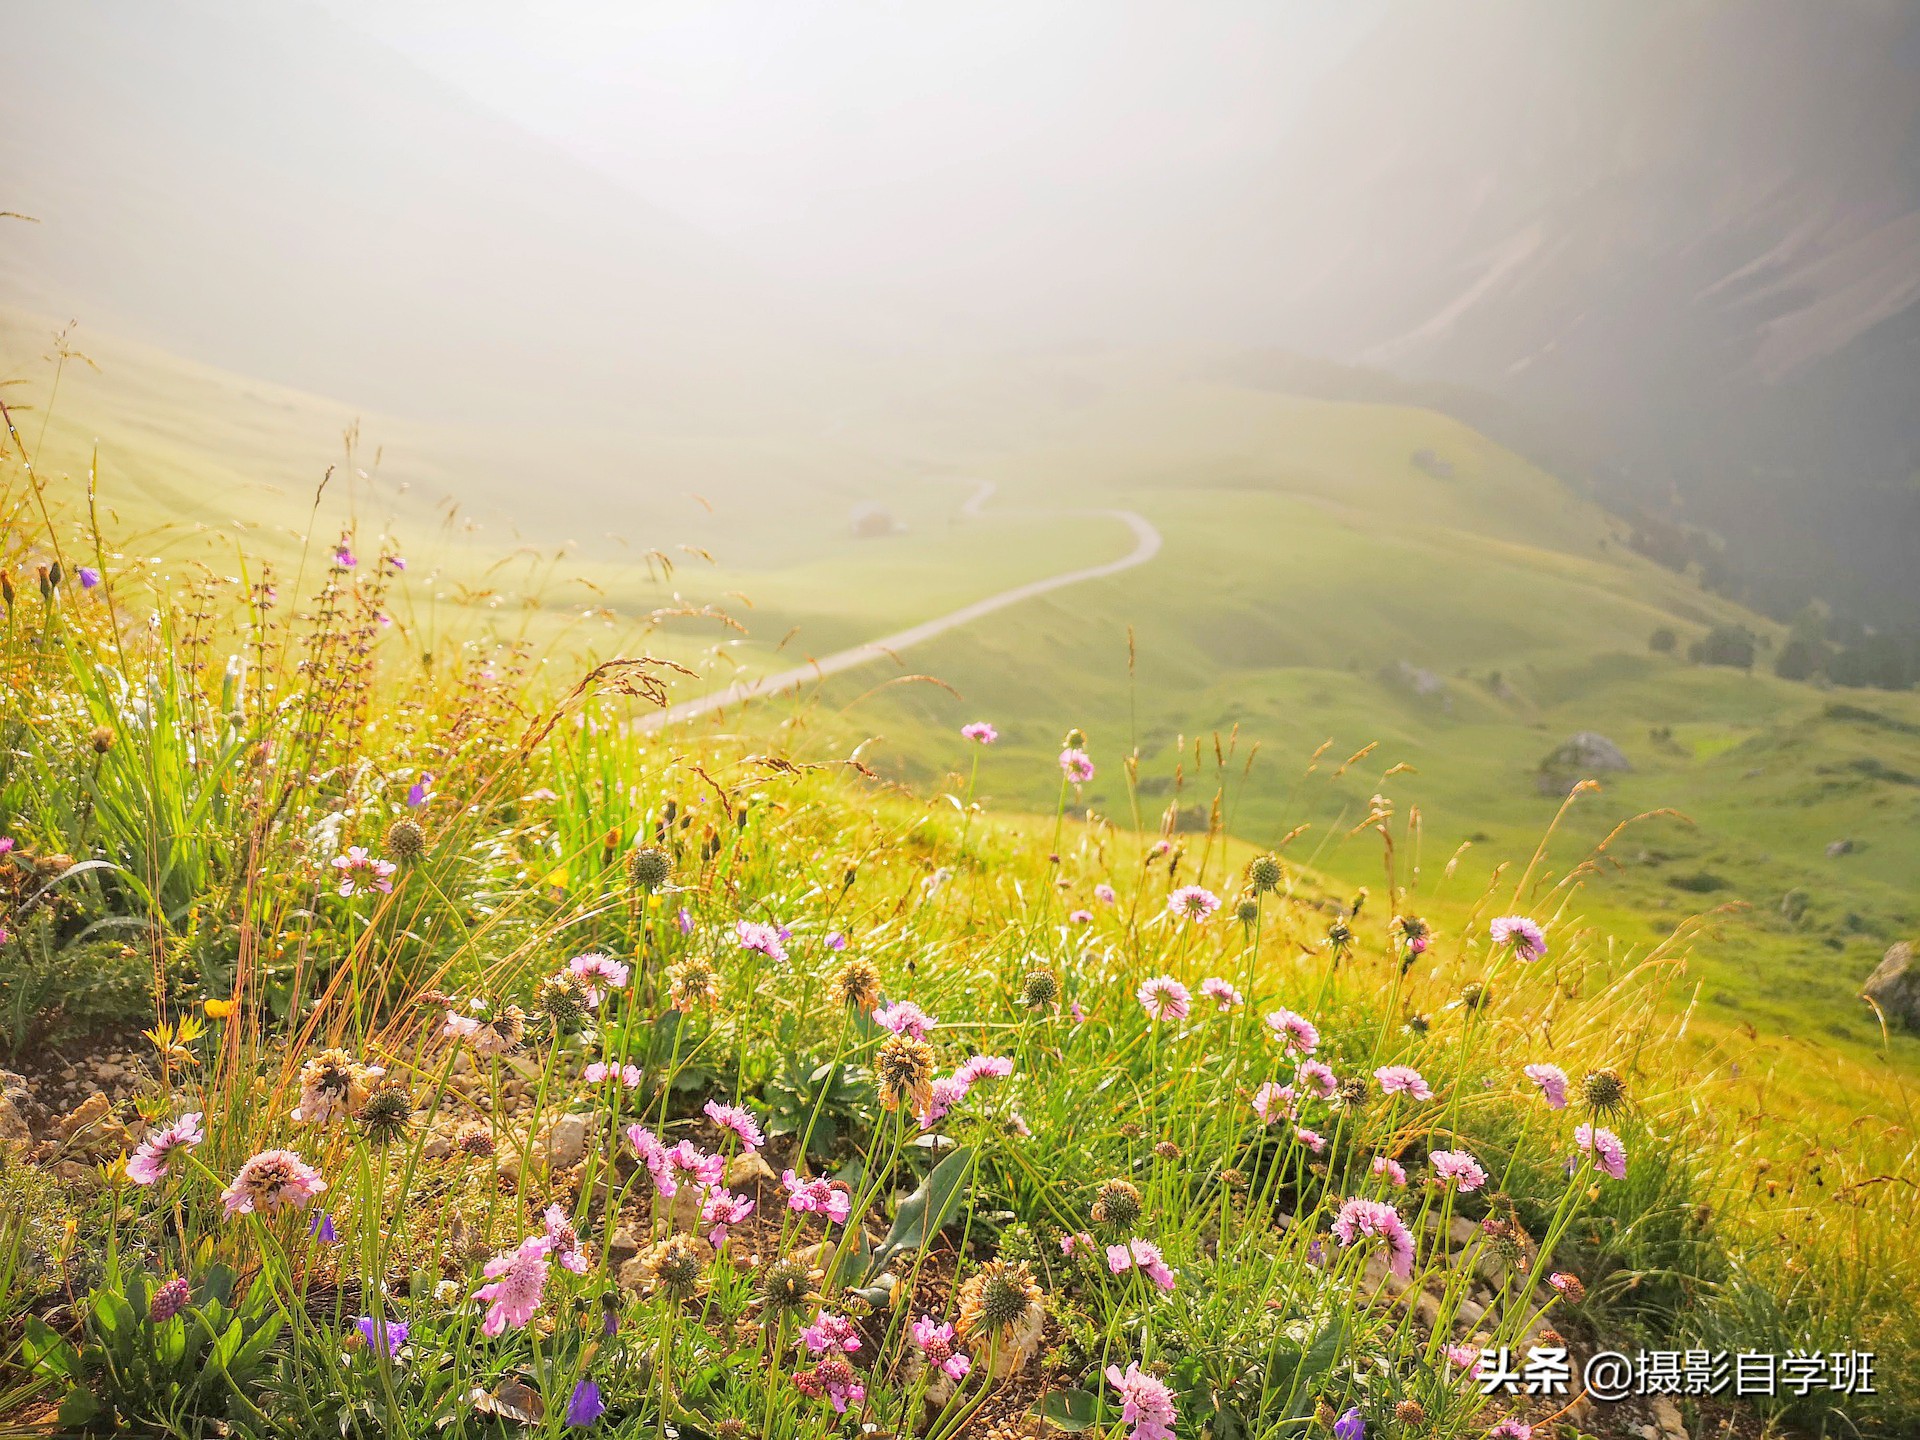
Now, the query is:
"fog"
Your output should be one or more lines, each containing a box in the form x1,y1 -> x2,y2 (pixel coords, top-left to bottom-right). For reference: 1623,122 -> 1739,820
319,1 -> 1380,350
4,1 -> 1915,618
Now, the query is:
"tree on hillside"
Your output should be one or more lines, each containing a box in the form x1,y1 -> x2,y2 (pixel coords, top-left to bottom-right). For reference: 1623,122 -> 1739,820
1690,623 -> 1757,671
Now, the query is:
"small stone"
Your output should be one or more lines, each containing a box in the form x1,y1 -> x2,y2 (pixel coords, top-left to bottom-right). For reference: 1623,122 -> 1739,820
724,1151 -> 774,1188
543,1113 -> 588,1169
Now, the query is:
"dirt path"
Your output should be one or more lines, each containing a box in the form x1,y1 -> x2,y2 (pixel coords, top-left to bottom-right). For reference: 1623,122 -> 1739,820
639,481 -> 1161,730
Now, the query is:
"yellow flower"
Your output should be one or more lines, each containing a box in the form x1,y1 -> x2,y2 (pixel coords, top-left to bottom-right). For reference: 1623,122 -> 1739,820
143,1014 -> 207,1065
204,997 -> 237,1020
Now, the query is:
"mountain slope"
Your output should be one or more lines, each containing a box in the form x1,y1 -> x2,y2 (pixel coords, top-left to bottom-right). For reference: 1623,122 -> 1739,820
0,0 -> 813,433
1258,0 -> 1920,622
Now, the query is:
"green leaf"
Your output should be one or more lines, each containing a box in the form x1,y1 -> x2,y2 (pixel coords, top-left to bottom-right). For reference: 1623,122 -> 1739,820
1031,1388 -> 1102,1431
55,1386 -> 103,1427
23,1316 -> 78,1378
869,1144 -> 973,1276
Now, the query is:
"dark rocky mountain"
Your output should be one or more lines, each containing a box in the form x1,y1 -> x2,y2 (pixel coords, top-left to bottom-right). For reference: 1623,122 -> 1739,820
1261,0 -> 1920,623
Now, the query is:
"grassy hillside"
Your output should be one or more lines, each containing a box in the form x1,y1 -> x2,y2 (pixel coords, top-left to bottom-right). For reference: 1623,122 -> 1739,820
647,383 -> 1920,1072
9,313 -> 1916,1078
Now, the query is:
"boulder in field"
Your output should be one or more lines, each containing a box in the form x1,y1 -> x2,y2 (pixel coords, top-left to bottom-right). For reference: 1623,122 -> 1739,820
1862,941 -> 1920,1032
1537,731 -> 1631,795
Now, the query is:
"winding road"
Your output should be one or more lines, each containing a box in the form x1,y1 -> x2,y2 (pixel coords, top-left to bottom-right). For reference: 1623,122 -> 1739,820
640,481 -> 1161,731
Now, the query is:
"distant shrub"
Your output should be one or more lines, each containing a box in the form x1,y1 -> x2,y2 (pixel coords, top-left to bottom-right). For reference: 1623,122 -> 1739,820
1773,637 -> 1828,682
1648,626 -> 1678,654
1668,871 -> 1731,893
1689,623 -> 1756,670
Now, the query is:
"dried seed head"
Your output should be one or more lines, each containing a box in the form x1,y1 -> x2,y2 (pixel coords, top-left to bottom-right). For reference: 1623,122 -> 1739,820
1249,854 -> 1283,893
1090,1178 -> 1143,1230
957,1259 -> 1043,1343
668,956 -> 721,1012
627,845 -> 672,893
1153,1140 -> 1183,1162
539,972 -> 593,1027
1395,1400 -> 1427,1427
1580,1068 -> 1628,1117
89,725 -> 117,754
1234,896 -> 1260,925
455,1123 -> 496,1158
1217,1167 -> 1249,1192
384,817 -> 427,862
759,1258 -> 816,1314
1018,968 -> 1059,1010
356,1079 -> 415,1145
874,1034 -> 935,1112
642,1234 -> 709,1301
1458,981 -> 1487,1011
830,958 -> 881,1014
1336,1076 -> 1371,1110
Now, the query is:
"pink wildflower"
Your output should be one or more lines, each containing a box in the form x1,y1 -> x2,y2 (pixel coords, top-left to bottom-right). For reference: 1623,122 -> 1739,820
1252,1081 -> 1297,1124
567,952 -> 629,1005
1199,977 -> 1243,1010
801,1310 -> 861,1356
221,1149 -> 327,1217
961,722 -> 998,744
330,846 -> 395,897
1330,1197 -> 1415,1279
1265,1009 -> 1320,1055
1490,916 -> 1547,961
919,1074 -> 971,1128
542,1203 -> 589,1274
1524,1063 -> 1569,1109
626,1125 -> 671,1192
911,1315 -> 971,1382
704,1099 -> 764,1151
1070,908 -> 1093,924
1375,1065 -> 1434,1100
875,1000 -> 937,1039
1061,1230 -> 1096,1257
585,1061 -> 642,1087
1295,1126 -> 1328,1153
1430,1149 -> 1488,1192
1094,882 -> 1117,905
783,1170 -> 852,1225
1136,975 -> 1191,1022
1297,1059 -> 1338,1099
702,1187 -> 755,1247
1575,1122 -> 1628,1180
956,1054 -> 1014,1085
1106,1238 -> 1177,1291
1105,1361 -> 1178,1440
1167,885 -> 1220,923
1060,747 -> 1096,783
127,1112 -> 204,1186
735,920 -> 789,964
475,1235 -> 550,1336
1371,1155 -> 1408,1186
662,1140 -> 723,1193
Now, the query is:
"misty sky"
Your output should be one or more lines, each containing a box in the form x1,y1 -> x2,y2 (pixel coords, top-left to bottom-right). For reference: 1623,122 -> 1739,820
320,1 -> 1381,340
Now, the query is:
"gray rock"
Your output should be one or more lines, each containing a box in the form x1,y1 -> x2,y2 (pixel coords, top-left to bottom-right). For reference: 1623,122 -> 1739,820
1827,837 -> 1856,858
1862,941 -> 1920,1032
1537,731 -> 1631,795
1380,660 -> 1452,712
544,1113 -> 588,1169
